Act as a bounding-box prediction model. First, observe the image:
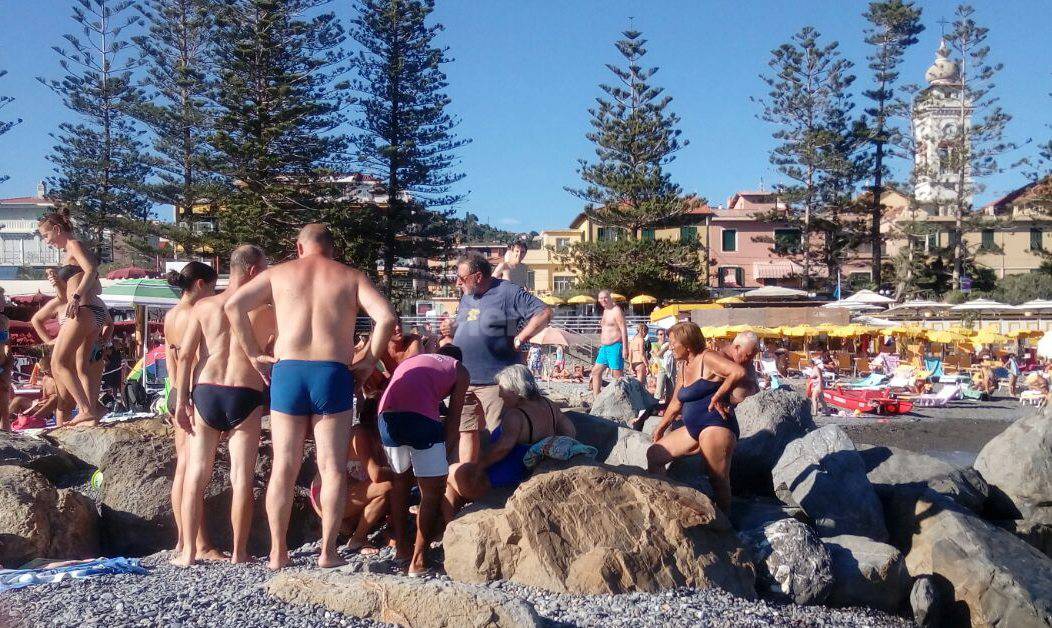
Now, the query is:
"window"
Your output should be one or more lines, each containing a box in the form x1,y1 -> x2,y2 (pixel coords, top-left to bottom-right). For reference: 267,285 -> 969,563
194,221 -> 215,233
525,270 -> 536,290
1031,228 -> 1043,251
554,237 -> 570,251
925,232 -> 939,251
717,266 -> 744,288
774,229 -> 801,254
641,228 -> 656,241
553,276 -> 574,293
680,226 -> 698,243
721,229 -> 738,252
946,230 -> 958,248
597,227 -> 620,242
981,229 -> 995,250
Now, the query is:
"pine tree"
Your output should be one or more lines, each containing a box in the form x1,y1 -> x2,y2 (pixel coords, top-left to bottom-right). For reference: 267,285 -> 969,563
207,0 -> 350,259
861,0 -> 924,286
941,3 -> 1017,289
39,0 -> 151,255
756,26 -> 859,290
348,0 -> 469,294
133,0 -> 219,255
567,30 -> 691,238
0,69 -> 22,185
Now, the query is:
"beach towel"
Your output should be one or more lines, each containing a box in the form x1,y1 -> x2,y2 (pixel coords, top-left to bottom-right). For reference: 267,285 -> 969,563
522,436 -> 598,469
924,358 -> 944,380
0,557 -> 147,593
844,373 -> 888,389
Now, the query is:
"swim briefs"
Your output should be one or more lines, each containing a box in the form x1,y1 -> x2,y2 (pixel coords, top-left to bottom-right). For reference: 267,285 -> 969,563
270,360 -> 354,416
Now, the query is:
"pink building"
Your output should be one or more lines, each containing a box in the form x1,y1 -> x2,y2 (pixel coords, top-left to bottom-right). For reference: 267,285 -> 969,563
708,191 -> 805,289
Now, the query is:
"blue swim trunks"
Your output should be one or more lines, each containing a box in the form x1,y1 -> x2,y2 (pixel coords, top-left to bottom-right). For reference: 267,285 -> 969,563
270,360 -> 354,416
595,341 -> 625,371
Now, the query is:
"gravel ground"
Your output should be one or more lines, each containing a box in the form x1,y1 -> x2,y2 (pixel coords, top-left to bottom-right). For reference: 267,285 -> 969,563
0,544 -> 911,628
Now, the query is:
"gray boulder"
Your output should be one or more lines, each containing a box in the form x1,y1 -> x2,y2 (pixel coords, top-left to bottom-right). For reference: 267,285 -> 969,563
589,377 -> 656,424
0,466 -> 98,567
48,419 -> 170,468
729,497 -> 802,532
0,430 -> 83,483
858,444 -> 988,513
824,534 -> 909,613
772,425 -> 888,542
910,575 -> 946,628
733,389 -> 815,495
739,517 -> 833,605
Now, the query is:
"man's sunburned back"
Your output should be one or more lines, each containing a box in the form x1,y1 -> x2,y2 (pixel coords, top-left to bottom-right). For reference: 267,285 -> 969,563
270,255 -> 361,363
599,305 -> 623,345
193,292 -> 274,389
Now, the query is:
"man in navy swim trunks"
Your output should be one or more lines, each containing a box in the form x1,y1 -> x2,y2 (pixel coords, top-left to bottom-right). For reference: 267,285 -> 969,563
591,289 -> 628,398
226,224 -> 396,570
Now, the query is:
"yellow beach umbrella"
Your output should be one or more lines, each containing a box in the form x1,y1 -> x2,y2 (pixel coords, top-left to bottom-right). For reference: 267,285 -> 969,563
629,294 -> 657,305
610,293 -> 628,302
715,296 -> 744,304
539,295 -> 564,306
970,329 -> 1009,346
924,329 -> 970,344
1007,329 -> 1044,339
567,294 -> 596,305
649,303 -> 723,322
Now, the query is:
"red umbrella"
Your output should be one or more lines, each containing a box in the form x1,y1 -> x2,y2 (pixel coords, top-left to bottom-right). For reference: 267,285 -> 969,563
106,266 -> 151,280
11,291 -> 54,306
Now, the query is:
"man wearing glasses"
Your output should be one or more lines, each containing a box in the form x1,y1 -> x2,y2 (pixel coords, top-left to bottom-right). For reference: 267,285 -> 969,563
439,252 -> 550,460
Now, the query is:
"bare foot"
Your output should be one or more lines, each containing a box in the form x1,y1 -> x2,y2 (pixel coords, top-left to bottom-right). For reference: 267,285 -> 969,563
318,553 -> 347,569
268,552 -> 291,571
230,553 -> 254,565
170,554 -> 195,568
72,419 -> 100,429
198,548 -> 228,562
343,538 -> 380,556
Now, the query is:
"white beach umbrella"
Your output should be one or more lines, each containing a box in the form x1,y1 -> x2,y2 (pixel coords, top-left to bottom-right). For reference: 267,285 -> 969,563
1038,333 -> 1052,359
843,289 -> 895,304
884,299 -> 951,314
949,298 -> 1017,312
821,300 -> 883,312
741,285 -> 810,299
1018,299 -> 1052,311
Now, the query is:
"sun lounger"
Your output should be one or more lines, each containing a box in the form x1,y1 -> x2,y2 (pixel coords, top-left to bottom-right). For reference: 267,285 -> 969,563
910,385 -> 962,407
886,365 -> 916,390
843,373 -> 889,389
1019,390 -> 1047,407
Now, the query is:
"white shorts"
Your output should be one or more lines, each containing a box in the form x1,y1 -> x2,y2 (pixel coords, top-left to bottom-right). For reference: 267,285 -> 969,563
383,442 -> 449,478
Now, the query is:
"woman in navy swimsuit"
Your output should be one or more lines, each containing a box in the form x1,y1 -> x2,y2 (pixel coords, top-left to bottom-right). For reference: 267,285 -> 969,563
646,322 -> 748,512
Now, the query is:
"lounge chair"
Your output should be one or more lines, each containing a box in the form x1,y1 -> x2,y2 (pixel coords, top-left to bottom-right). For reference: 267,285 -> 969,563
843,373 -> 889,389
1019,390 -> 1047,407
886,365 -> 916,390
924,357 -> 944,381
910,384 -> 962,407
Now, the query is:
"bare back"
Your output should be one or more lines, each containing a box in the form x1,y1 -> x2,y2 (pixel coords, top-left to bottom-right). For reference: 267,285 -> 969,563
269,256 -> 365,363
164,301 -> 194,389
193,292 -> 275,389
599,305 -> 624,346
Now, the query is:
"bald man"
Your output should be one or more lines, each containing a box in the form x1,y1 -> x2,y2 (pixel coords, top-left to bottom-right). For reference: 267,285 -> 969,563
225,224 -> 396,570
722,332 -> 761,403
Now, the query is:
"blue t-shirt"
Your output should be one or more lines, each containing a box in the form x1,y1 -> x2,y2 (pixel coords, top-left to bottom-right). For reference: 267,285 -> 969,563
453,278 -> 547,385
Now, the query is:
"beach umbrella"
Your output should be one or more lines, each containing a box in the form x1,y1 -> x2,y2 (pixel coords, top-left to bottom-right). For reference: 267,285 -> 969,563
529,326 -> 577,346
885,299 -> 951,314
970,328 -> 1009,346
1006,329 -> 1044,339
714,296 -> 743,304
538,295 -> 565,306
821,300 -> 883,312
101,279 -> 181,307
741,285 -> 810,300
649,302 -> 723,322
1017,299 -> 1052,311
1038,333 -> 1052,358
106,266 -> 151,280
843,289 -> 895,304
950,298 -> 1017,313
610,293 -> 627,302
924,329 -> 970,344
566,294 -> 596,305
629,294 -> 657,305
10,291 -> 54,306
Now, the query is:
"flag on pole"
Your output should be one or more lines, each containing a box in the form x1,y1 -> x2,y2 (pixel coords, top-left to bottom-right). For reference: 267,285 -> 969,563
833,271 -> 842,300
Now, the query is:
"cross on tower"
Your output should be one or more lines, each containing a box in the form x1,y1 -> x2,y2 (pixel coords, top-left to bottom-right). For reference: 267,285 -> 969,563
937,17 -> 950,38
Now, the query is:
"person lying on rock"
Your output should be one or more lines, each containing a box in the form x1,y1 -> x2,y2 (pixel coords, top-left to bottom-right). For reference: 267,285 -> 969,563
446,364 -> 577,513
308,396 -> 393,555
646,325 -> 759,513
377,344 -> 472,576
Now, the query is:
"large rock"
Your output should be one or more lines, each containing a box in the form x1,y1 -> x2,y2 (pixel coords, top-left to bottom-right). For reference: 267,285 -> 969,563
0,466 -> 98,567
567,410 -> 713,497
443,463 -> 755,597
48,419 -> 171,468
824,534 -> 909,613
889,488 -> 1052,628
859,444 -> 988,513
268,569 -> 541,627
739,517 -> 833,605
0,431 -> 83,482
732,389 -> 815,495
589,377 -> 656,424
772,425 -> 888,542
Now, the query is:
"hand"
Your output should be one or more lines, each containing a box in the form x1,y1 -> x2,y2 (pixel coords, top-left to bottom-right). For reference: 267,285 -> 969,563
513,337 -> 523,350
253,355 -> 277,385
65,300 -> 79,320
175,401 -> 194,435
348,354 -> 378,386
653,421 -> 668,443
709,398 -> 730,420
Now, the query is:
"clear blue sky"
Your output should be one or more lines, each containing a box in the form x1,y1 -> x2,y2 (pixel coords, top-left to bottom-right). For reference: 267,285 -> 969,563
1,0 -> 1049,232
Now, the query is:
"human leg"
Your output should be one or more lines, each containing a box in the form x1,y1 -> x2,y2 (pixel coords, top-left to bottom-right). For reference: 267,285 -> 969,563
411,475 -> 448,575
345,479 -> 390,553
312,410 -> 354,568
697,426 -> 737,513
646,426 -> 699,475
51,322 -> 98,423
172,414 -> 221,567
227,410 -> 262,564
590,363 -> 608,398
265,411 -> 308,570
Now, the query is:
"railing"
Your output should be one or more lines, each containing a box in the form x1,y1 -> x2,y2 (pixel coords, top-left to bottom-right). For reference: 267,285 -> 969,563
356,315 -> 651,335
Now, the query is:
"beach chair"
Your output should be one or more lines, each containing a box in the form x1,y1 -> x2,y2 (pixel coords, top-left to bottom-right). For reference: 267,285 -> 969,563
924,357 -> 944,381
886,365 -> 916,390
843,373 -> 889,389
883,354 -> 901,373
1019,390 -> 1047,407
910,384 -> 962,407
835,353 -> 853,375
854,357 -> 870,376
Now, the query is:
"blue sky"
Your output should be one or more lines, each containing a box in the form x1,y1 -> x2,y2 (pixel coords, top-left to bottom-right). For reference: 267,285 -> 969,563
1,0 -> 1049,232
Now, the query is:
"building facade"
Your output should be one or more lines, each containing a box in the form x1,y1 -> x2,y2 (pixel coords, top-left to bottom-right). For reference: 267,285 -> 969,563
0,186 -> 61,278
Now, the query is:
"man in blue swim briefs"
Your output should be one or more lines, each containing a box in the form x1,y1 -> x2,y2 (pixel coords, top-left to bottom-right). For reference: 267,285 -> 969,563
591,289 -> 629,399
226,224 -> 396,571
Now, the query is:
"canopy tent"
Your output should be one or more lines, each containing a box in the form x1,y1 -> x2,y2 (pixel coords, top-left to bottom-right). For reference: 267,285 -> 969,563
538,295 -> 565,306
949,298 -> 1017,313
648,302 -> 723,322
843,289 -> 895,304
566,294 -> 596,305
740,285 -> 810,300
629,294 -> 657,305
101,279 -> 181,307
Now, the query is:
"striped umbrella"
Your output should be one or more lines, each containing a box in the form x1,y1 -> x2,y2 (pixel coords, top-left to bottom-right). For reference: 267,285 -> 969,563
101,279 -> 181,307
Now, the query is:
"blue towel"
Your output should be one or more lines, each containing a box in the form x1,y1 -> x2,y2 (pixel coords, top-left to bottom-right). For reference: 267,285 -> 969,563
924,358 -> 944,380
522,436 -> 598,469
0,557 -> 147,593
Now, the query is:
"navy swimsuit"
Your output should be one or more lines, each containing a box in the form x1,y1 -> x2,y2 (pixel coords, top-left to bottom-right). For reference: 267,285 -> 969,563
678,377 -> 740,439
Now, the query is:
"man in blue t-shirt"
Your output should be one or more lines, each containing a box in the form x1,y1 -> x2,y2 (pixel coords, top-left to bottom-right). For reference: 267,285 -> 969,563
440,252 -> 550,458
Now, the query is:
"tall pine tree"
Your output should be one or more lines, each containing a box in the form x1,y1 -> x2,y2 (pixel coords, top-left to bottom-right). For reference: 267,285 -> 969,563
0,69 -> 21,185
134,0 -> 218,255
39,0 -> 150,255
861,0 -> 924,286
756,26 -> 859,289
567,30 -> 690,239
348,0 -> 469,294
208,0 -> 350,259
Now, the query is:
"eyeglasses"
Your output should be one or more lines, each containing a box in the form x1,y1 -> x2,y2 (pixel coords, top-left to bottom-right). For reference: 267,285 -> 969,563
456,271 -> 479,283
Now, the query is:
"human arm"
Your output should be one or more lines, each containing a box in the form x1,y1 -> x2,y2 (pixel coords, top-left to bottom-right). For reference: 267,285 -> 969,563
349,273 -> 396,383
550,400 -> 576,438
618,310 -> 629,359
512,289 -> 552,350
444,366 -> 472,451
354,430 -> 394,484
64,240 -> 100,319
224,270 -> 274,374
31,299 -> 63,345
479,409 -> 522,468
174,312 -> 204,434
702,351 -> 747,417
653,366 -> 685,443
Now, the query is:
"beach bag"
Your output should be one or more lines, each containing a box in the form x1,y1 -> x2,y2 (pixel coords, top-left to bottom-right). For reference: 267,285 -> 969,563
123,379 -> 149,412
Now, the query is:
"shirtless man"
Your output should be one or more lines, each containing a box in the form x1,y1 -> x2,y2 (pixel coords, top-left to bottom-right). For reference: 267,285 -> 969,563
493,241 -> 529,287
591,289 -> 628,398
225,224 -> 396,570
380,318 -> 422,375
172,246 -> 275,567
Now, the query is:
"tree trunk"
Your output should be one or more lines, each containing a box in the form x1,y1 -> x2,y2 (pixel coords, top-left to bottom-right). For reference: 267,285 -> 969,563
870,139 -> 884,285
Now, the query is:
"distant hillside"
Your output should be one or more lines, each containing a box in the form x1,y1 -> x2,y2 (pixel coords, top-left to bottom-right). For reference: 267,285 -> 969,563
452,212 -> 535,244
